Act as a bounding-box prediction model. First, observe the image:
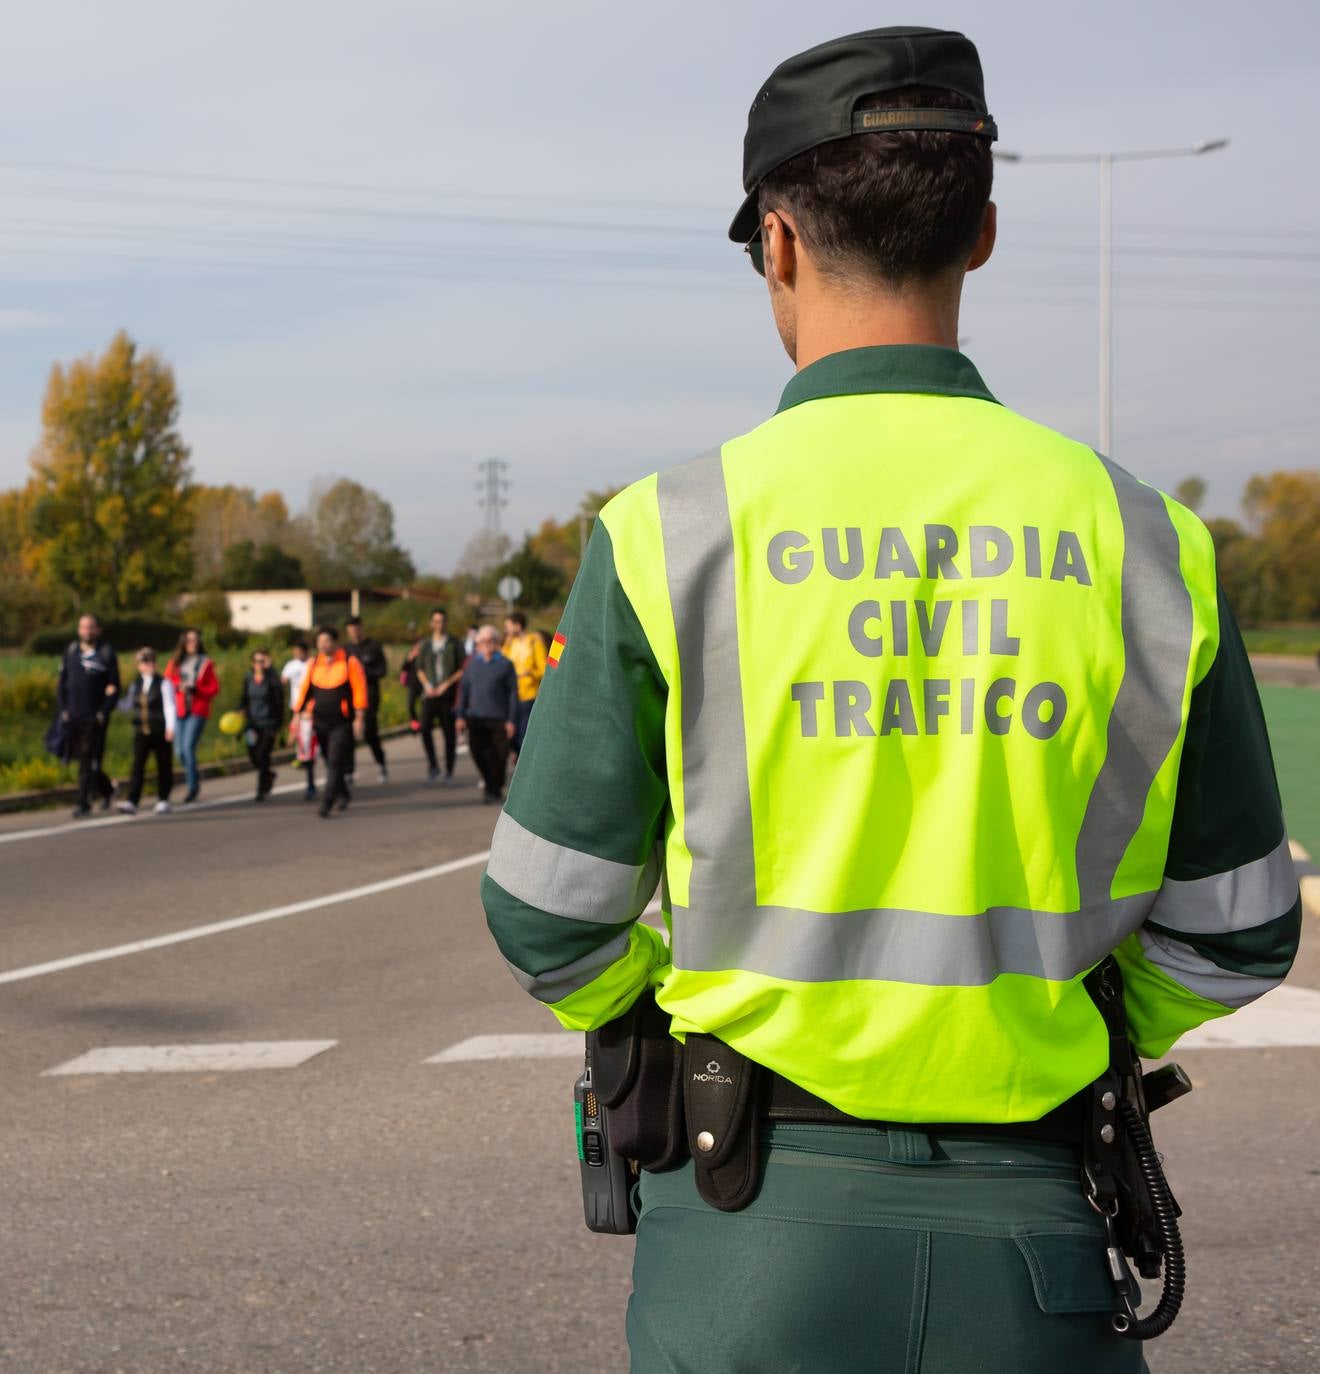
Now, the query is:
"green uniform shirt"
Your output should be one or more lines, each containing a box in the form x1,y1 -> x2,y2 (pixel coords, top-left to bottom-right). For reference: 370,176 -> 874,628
483,346 -> 1300,1123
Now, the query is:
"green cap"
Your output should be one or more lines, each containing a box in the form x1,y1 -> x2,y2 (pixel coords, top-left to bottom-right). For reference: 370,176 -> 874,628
729,26 -> 997,244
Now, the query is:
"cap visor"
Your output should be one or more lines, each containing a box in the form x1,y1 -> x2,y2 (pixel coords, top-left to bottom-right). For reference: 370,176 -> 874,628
728,189 -> 760,244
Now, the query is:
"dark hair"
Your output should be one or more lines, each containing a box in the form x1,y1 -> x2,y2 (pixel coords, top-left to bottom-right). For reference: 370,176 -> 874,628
291,639 -> 308,653
316,623 -> 339,641
167,628 -> 205,673
506,611 -> 527,630
758,86 -> 993,287
430,607 -> 447,620
136,646 -> 156,662
346,615 -> 363,629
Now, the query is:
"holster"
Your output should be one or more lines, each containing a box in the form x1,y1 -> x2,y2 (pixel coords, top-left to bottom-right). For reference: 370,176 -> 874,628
682,1034 -> 764,1212
587,993 -> 767,1210
588,989 -> 686,1173
1083,956 -> 1176,1280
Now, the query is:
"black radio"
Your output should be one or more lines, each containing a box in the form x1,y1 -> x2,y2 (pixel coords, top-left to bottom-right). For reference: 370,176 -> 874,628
574,1055 -> 637,1235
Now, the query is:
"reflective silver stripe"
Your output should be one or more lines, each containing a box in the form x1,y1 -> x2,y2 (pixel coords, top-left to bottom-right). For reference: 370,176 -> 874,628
486,812 -> 660,925
1075,455 -> 1194,908
504,930 -> 633,1004
1148,833 -> 1299,936
657,450 -> 759,916
670,894 -> 1154,988
1137,929 -> 1282,1009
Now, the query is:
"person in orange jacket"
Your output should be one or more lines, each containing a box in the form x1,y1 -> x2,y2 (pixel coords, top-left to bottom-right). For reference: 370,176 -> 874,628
293,624 -> 367,818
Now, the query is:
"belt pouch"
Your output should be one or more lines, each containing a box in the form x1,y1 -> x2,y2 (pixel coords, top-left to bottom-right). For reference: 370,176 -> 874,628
683,1034 -> 763,1212
590,989 -> 686,1172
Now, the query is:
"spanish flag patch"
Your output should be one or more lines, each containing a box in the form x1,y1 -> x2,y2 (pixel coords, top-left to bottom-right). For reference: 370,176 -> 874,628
547,632 -> 566,668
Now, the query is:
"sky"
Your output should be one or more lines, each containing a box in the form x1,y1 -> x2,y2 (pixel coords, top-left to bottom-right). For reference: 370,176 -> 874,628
0,0 -> 1316,575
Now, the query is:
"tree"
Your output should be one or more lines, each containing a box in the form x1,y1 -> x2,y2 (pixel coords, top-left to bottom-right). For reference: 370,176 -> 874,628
492,538 -> 567,610
0,484 -> 61,645
1173,476 -> 1206,513
454,529 -> 512,579
526,487 -> 622,587
1237,471 -> 1320,621
191,485 -> 299,586
304,478 -> 415,586
27,331 -> 193,613
219,539 -> 305,590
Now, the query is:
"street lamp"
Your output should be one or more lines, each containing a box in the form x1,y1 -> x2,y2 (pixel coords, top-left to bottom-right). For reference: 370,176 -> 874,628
995,139 -> 1229,454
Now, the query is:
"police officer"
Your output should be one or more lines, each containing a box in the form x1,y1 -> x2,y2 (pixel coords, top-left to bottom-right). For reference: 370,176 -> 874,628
483,27 -> 1300,1372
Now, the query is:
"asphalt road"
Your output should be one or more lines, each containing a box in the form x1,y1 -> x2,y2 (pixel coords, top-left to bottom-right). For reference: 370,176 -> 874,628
1,734 -> 1316,1373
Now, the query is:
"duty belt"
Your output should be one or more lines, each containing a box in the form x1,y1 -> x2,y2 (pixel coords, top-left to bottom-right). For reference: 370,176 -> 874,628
582,959 -> 1191,1340
764,1069 -> 1085,1145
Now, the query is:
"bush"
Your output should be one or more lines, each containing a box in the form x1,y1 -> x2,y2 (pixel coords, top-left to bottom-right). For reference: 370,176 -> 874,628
28,617 -> 186,656
364,600 -> 430,644
0,669 -> 57,716
0,756 -> 72,793
185,589 -> 233,635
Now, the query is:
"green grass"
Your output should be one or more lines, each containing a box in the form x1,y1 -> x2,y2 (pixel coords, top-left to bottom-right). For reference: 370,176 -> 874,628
0,645 -> 413,796
1242,626 -> 1320,658
1259,684 -> 1320,859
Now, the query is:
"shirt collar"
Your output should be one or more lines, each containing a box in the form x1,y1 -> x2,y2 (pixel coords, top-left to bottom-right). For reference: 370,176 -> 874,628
776,345 -> 997,415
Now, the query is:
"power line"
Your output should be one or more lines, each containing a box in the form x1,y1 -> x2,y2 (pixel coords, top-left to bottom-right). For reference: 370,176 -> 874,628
0,159 -> 723,214
0,183 -> 715,236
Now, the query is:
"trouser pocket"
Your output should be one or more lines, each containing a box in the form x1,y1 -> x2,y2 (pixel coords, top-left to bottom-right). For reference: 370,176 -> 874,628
918,1228 -> 1146,1374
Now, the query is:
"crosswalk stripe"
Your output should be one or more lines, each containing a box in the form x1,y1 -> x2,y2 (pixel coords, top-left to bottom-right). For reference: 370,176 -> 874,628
43,1040 -> 339,1075
426,1033 -> 583,1063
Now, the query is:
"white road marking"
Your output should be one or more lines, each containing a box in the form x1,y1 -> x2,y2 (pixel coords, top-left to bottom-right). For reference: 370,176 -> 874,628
1176,984 -> 1320,1050
0,850 -> 490,987
426,1033 -> 584,1064
0,743 -> 472,846
44,1040 -> 338,1075
0,779 -> 308,844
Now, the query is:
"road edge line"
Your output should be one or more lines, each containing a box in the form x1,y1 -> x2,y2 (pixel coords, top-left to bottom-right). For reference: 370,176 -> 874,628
0,850 -> 490,987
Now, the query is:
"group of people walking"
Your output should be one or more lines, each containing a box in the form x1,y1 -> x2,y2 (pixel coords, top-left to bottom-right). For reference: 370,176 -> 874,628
50,608 -> 548,820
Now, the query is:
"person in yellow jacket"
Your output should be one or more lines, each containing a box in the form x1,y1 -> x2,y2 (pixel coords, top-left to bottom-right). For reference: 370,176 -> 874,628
481,26 -> 1299,1373
502,611 -> 546,756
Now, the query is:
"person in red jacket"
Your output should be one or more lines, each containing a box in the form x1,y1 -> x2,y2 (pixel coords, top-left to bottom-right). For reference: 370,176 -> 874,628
293,624 -> 367,818
164,627 -> 221,804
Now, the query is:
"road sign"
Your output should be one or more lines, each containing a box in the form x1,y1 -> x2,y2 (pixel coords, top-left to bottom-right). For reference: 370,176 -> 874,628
497,575 -> 523,604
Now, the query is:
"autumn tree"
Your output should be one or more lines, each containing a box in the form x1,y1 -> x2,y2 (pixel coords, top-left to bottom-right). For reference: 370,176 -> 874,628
190,485 -> 300,586
526,487 -> 621,586
304,477 -> 415,586
0,484 -> 60,644
1239,471 -> 1320,620
27,331 -> 193,613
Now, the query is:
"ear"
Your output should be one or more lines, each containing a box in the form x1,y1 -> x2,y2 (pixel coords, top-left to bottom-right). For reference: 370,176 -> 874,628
967,201 -> 997,273
763,210 -> 798,287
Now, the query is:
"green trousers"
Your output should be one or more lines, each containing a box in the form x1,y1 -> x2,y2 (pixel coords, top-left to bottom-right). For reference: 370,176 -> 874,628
627,1125 -> 1148,1374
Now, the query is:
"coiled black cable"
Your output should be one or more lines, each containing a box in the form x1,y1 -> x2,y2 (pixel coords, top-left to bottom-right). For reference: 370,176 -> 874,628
1113,1099 -> 1186,1339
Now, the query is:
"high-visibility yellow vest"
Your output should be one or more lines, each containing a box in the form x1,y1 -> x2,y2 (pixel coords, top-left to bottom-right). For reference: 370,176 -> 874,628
484,346 -> 1299,1124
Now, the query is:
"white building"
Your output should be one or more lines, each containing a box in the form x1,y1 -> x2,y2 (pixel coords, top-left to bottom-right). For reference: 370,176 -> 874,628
222,589 -> 314,633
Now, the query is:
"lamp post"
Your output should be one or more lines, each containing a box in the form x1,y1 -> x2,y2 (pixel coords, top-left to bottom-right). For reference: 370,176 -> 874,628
994,139 -> 1229,454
